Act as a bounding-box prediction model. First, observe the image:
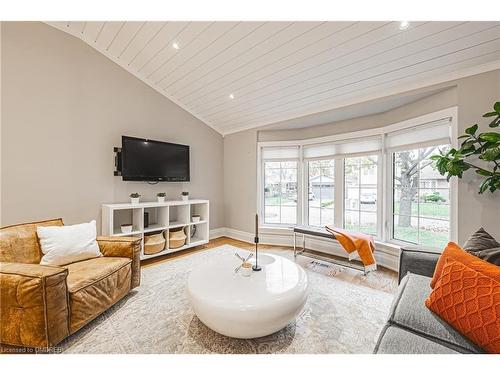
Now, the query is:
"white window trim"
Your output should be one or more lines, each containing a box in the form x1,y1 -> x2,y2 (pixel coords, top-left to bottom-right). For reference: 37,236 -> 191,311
258,152 -> 302,228
257,107 -> 458,249
341,153 -> 382,239
304,158 -> 339,228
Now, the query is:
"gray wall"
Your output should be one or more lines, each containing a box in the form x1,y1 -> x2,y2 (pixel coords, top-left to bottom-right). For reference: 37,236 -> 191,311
1,22 -> 225,230
224,70 -> 500,244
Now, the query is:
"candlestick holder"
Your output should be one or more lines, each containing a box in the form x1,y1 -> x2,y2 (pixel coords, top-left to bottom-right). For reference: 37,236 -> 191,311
253,236 -> 262,271
253,213 -> 262,271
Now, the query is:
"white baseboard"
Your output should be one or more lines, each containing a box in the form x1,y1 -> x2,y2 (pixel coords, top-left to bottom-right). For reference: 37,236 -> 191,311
209,227 -> 227,240
211,227 -> 399,271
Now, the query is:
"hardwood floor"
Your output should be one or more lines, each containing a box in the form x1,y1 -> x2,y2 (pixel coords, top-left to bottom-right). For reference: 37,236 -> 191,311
141,236 -> 398,294
141,236 -> 274,268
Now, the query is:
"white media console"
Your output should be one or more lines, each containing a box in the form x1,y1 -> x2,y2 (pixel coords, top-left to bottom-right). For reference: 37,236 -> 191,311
101,199 -> 209,260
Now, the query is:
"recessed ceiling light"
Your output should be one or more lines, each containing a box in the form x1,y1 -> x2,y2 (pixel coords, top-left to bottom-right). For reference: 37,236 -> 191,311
229,93 -> 234,100
399,21 -> 410,30
172,42 -> 179,50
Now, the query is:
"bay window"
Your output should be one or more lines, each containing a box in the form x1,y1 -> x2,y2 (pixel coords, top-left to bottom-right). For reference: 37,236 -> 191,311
258,109 -> 456,250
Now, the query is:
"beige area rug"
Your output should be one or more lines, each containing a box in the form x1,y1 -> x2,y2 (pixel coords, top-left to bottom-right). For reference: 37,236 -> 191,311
59,245 -> 397,354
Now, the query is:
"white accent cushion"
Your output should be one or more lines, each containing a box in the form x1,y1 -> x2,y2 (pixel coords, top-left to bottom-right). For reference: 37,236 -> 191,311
37,220 -> 102,266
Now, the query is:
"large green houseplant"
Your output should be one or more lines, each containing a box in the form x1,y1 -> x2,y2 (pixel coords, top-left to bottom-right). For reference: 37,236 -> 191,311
431,102 -> 500,193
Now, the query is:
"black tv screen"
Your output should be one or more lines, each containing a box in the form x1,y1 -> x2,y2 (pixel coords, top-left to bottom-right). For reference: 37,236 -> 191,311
121,136 -> 190,182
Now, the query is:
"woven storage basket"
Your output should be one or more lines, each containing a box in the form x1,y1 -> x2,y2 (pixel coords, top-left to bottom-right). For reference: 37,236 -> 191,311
144,232 -> 166,255
168,227 -> 187,249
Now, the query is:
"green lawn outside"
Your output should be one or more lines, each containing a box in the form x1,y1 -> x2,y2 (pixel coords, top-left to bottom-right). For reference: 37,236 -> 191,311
394,202 -> 449,219
345,224 -> 448,249
394,226 -> 449,249
344,224 -> 377,236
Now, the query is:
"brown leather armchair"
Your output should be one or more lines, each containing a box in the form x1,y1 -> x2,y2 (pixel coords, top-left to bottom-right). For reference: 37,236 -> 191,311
0,219 -> 141,349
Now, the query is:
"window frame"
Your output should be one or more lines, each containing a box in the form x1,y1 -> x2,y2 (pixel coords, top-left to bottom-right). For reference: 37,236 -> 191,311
387,143 -> 454,249
304,158 -> 337,228
257,107 -> 458,249
258,148 -> 302,228
342,153 -> 383,239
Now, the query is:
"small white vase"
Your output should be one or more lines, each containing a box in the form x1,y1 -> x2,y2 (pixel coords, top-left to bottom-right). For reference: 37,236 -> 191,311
130,197 -> 140,205
157,197 -> 165,203
181,195 -> 189,201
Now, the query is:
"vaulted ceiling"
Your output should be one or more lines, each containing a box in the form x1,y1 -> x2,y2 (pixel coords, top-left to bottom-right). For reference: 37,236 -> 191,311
47,21 -> 500,135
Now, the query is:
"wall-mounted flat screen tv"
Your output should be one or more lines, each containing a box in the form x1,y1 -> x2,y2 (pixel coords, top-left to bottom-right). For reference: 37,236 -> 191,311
121,136 -> 190,182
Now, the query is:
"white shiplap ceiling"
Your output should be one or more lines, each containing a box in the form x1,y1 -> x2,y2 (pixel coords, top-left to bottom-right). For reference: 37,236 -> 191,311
46,21 -> 500,135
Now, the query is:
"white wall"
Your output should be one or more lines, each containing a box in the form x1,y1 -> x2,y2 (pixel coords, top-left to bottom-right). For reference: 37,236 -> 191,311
1,22 -> 225,230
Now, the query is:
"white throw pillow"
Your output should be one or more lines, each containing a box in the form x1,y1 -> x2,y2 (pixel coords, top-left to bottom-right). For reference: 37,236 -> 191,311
37,220 -> 102,266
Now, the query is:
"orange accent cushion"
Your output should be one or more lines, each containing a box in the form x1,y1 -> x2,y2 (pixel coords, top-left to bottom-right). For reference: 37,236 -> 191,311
425,257 -> 500,353
431,242 -> 500,289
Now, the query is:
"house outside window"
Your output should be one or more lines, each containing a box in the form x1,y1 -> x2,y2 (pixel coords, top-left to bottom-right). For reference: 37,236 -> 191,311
308,159 -> 334,227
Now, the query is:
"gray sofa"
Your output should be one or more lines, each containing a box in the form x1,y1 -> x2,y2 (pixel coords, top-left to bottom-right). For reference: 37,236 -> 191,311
374,247 -> 485,354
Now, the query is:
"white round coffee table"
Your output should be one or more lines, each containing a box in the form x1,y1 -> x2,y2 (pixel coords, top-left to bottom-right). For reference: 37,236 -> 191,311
187,251 -> 308,339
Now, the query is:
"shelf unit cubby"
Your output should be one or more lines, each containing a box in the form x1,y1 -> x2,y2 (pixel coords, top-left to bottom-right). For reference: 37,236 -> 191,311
102,199 -> 209,260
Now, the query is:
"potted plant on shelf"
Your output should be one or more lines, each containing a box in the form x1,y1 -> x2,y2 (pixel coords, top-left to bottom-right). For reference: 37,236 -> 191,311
130,193 -> 141,205
181,191 -> 189,201
157,192 -> 167,203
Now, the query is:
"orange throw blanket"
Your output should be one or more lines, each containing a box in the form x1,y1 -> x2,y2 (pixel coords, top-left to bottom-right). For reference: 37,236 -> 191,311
325,225 -> 377,271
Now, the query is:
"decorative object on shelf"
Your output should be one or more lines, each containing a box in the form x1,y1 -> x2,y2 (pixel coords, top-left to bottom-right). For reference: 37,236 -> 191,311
157,192 -> 166,203
234,252 -> 254,274
191,214 -> 201,222
181,191 -> 189,201
120,224 -> 132,234
144,232 -> 166,255
144,212 -> 149,228
432,101 -> 500,194
130,193 -> 141,204
169,227 -> 187,248
253,214 -> 262,271
191,225 -> 196,238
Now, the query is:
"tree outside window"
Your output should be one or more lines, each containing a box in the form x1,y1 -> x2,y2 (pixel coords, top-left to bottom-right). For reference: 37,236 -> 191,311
393,145 -> 450,248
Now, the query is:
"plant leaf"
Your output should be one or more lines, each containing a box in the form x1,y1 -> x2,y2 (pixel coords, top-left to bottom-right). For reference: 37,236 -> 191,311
476,169 -> 492,177
483,111 -> 498,117
479,132 -> 500,142
480,146 -> 500,161
490,118 -> 500,128
479,178 -> 491,194
465,124 -> 478,135
494,101 -> 500,113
